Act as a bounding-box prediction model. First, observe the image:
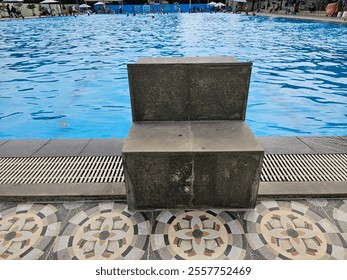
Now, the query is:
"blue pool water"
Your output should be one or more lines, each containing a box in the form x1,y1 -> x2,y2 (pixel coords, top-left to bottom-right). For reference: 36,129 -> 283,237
0,14 -> 346,139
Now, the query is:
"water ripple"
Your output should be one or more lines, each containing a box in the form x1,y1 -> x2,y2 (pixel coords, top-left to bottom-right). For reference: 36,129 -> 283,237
0,13 -> 346,139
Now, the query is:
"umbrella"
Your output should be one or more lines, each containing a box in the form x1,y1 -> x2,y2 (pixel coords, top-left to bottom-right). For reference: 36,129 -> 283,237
39,0 -> 59,15
214,2 -> 226,6
94,2 -> 105,5
2,0 -> 24,3
207,1 -> 217,5
39,0 -> 58,3
79,4 -> 91,8
233,0 -> 247,2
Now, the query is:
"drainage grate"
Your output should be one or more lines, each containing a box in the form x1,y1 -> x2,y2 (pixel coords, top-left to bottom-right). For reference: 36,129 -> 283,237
0,156 -> 124,184
261,154 -> 347,182
0,154 -> 346,185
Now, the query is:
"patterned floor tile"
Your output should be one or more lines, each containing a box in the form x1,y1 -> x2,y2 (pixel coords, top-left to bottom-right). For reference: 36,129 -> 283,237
245,200 -> 347,260
62,202 -> 86,210
0,203 -> 60,260
333,200 -> 347,233
53,202 -> 150,260
306,199 -> 330,208
150,210 -> 247,260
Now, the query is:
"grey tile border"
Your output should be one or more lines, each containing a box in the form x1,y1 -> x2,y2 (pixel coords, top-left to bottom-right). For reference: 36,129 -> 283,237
79,138 -> 125,156
0,140 -> 9,147
0,139 -> 50,157
32,139 -> 91,157
0,182 -> 346,203
258,182 -> 347,198
298,136 -> 347,154
257,136 -> 315,154
0,136 -> 345,157
0,183 -> 126,202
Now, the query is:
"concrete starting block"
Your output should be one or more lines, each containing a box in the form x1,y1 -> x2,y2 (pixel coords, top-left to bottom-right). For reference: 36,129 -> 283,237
122,57 -> 264,210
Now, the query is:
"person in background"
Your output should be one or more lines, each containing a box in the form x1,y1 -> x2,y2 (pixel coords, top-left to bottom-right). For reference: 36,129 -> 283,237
308,2 -> 316,12
6,4 -> 12,17
10,5 -> 24,18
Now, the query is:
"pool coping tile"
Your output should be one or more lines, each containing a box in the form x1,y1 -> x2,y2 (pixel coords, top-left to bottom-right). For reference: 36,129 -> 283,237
32,139 -> 91,157
0,139 -> 50,157
79,138 -> 125,156
298,136 -> 347,154
0,136 -> 345,158
257,136 -> 315,154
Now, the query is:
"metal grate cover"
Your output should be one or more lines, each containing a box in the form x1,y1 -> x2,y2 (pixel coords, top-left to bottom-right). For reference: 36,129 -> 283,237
261,154 -> 347,182
0,156 -> 124,184
0,154 -> 346,185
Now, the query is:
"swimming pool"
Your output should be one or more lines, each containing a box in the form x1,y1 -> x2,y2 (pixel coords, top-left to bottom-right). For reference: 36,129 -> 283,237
0,13 -> 346,139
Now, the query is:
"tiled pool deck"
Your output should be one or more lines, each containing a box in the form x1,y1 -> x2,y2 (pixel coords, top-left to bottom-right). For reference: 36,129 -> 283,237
260,11 -> 347,24
0,136 -> 346,260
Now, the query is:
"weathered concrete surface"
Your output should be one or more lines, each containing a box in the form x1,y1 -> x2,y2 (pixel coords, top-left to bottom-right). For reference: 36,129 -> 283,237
122,121 -> 264,209
124,56 -> 264,209
127,57 -> 252,122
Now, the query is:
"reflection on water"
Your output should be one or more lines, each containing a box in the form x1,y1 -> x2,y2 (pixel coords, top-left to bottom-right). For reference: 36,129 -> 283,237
0,14 -> 346,139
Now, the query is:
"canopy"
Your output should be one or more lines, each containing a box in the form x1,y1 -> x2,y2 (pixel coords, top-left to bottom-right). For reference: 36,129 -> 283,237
40,0 -> 59,3
2,0 -> 24,3
79,4 -> 91,8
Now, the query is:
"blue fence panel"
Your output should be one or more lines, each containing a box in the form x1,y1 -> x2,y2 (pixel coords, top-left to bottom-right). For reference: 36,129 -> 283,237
97,4 -> 212,14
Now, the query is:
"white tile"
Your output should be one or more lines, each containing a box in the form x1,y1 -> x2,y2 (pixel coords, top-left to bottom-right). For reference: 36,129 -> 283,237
136,221 -> 149,235
246,233 -> 264,250
123,247 -> 143,260
21,248 -> 43,260
45,222 -> 60,236
16,204 -> 33,212
227,220 -> 243,234
55,236 -> 71,251
226,246 -> 245,259
40,205 -> 56,217
69,211 -> 89,225
99,202 -> 116,212
330,245 -> 346,260
333,209 -> 347,223
306,199 -> 328,207
318,219 -> 339,233
291,201 -> 309,214
158,211 -> 174,223
152,235 -> 166,250
244,211 -> 259,223
261,201 -> 279,209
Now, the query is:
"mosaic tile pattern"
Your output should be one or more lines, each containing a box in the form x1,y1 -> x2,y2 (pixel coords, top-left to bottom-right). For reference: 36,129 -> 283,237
245,201 -> 346,260
53,202 -> 150,260
150,210 -> 247,260
0,199 -> 346,260
333,200 -> 347,245
0,204 -> 60,260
